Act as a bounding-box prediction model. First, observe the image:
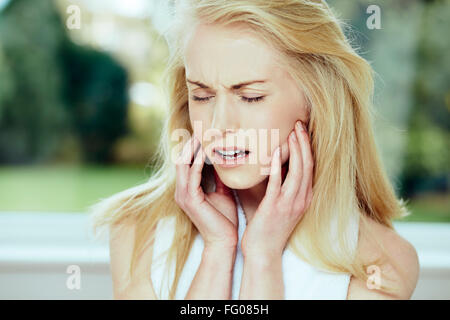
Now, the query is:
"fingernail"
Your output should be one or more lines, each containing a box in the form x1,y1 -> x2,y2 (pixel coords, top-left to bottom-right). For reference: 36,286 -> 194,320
296,121 -> 303,131
274,146 -> 280,157
290,131 -> 297,142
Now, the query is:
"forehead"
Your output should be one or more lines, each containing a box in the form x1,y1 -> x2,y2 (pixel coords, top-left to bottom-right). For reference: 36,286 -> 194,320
183,23 -> 286,86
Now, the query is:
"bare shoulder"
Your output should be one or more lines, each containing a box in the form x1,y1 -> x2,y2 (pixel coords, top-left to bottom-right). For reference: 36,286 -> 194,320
109,216 -> 158,299
347,217 -> 420,300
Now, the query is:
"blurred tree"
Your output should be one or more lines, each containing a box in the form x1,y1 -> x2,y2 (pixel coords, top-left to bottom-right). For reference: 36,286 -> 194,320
400,0 -> 450,197
61,41 -> 129,163
329,0 -> 449,198
0,0 -> 69,163
0,0 -> 129,164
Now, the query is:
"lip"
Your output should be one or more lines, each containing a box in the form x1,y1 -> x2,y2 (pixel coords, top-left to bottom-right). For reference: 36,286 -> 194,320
213,146 -> 249,152
213,149 -> 250,168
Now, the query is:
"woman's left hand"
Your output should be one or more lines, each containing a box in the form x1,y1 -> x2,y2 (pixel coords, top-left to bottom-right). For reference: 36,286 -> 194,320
241,120 -> 314,259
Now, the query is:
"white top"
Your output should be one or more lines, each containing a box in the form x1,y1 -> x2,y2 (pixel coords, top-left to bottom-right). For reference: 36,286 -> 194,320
151,187 -> 359,300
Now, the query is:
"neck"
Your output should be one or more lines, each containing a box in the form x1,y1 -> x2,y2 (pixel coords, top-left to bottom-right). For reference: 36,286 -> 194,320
234,163 -> 288,223
235,178 -> 269,223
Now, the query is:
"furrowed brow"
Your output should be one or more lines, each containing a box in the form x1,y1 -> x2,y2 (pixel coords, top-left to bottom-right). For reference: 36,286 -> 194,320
186,78 -> 267,90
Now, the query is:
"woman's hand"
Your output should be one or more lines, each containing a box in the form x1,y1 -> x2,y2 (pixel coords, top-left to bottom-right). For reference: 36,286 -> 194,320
241,120 -> 314,258
175,135 -> 238,251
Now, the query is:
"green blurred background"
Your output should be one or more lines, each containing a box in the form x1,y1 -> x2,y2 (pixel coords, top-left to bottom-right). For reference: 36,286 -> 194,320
0,0 -> 448,222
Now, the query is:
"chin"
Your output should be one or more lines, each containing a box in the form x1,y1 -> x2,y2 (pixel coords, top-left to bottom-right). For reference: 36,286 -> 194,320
214,165 -> 266,190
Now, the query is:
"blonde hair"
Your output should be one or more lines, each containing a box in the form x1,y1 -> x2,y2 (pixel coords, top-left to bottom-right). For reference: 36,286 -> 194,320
90,0 -> 411,299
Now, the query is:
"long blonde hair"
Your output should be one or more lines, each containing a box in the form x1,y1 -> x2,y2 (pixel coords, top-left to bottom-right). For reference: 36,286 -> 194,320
89,0 -> 410,299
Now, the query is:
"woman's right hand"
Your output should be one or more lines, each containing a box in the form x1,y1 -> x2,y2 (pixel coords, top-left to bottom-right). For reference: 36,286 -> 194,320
175,135 -> 238,251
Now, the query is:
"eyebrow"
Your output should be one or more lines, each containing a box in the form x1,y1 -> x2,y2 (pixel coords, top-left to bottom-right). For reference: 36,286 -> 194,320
186,78 -> 268,90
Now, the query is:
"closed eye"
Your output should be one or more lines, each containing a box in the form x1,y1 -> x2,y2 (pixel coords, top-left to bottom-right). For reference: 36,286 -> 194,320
191,96 -> 265,103
242,96 -> 265,103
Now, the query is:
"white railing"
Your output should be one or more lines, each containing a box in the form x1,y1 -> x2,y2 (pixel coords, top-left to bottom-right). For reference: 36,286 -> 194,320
0,212 -> 449,299
0,212 -> 111,299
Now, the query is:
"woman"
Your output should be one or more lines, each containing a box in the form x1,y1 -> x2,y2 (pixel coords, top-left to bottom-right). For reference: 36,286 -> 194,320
90,0 -> 419,300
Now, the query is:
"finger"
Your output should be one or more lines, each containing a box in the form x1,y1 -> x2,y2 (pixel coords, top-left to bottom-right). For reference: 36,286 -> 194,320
297,181 -> 313,218
188,139 -> 206,195
296,121 -> 314,202
281,130 -> 302,200
214,169 -> 232,196
189,137 -> 201,167
175,136 -> 194,190
175,136 -> 187,165
265,146 -> 281,201
183,135 -> 198,165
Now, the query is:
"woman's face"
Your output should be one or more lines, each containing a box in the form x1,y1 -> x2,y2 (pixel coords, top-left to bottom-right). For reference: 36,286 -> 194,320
183,23 -> 308,189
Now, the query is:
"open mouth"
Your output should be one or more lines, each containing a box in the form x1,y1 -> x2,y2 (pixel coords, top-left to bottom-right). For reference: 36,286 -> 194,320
214,148 -> 250,160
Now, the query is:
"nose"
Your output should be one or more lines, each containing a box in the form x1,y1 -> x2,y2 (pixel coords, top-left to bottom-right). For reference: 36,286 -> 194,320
210,93 -> 239,134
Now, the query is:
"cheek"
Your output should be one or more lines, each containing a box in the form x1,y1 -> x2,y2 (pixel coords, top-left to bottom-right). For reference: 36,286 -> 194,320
189,106 -> 211,136
188,105 -> 201,123
269,120 -> 291,163
260,111 -> 294,149
261,98 -> 303,164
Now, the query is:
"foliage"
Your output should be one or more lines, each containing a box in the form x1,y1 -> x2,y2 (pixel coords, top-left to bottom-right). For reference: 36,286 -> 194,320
0,0 -> 129,164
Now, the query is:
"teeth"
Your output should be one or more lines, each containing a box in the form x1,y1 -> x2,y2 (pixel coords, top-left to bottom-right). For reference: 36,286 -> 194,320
216,150 -> 244,155
216,149 -> 246,158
